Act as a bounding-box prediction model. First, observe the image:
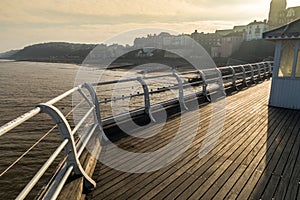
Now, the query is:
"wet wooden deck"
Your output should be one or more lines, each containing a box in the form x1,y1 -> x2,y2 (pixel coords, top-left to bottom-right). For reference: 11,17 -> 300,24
88,80 -> 300,200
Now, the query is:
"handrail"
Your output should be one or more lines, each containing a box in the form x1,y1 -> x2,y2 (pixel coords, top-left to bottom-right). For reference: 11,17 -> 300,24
137,77 -> 156,122
172,72 -> 189,111
0,61 -> 273,200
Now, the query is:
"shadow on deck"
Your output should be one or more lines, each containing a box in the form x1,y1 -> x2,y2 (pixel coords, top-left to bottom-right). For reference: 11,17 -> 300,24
88,80 -> 300,200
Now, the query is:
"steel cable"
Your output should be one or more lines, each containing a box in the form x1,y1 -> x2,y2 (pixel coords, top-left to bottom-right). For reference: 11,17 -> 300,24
0,99 -> 85,177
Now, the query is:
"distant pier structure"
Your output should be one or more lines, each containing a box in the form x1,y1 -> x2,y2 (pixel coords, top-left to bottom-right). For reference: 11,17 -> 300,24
264,19 -> 300,109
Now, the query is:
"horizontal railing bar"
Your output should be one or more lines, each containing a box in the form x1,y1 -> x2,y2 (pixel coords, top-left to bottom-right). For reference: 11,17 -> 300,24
16,139 -> 69,200
71,106 -> 95,135
92,62 -> 271,89
92,77 -> 137,86
222,75 -> 234,79
46,86 -> 80,105
179,70 -> 198,75
235,79 -> 244,84
98,64 -> 270,105
98,80 -> 205,104
93,74 -> 174,87
206,77 -> 220,82
99,95 -> 132,104
50,166 -> 74,200
95,60 -> 271,126
235,72 -> 244,76
101,88 -> 206,125
144,73 -> 174,80
0,86 -> 83,137
0,107 -> 41,137
77,124 -> 98,156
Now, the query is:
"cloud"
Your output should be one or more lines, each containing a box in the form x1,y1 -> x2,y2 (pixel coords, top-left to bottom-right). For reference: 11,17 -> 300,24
0,0 -> 270,25
0,0 -> 284,52
0,20 -> 237,52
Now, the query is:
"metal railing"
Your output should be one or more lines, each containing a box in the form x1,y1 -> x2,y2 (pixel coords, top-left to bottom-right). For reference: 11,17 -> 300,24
0,61 -> 273,200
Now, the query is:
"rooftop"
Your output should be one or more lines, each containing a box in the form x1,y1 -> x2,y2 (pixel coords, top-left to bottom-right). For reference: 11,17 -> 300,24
263,18 -> 300,39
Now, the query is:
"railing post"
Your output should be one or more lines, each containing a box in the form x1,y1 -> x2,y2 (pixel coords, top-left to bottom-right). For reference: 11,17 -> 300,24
38,103 -> 96,193
250,64 -> 256,84
257,64 -> 262,82
229,66 -> 238,91
215,68 -> 227,97
267,62 -> 273,79
81,83 -> 102,127
137,77 -> 156,122
172,72 -> 188,111
198,70 -> 210,102
262,63 -> 267,79
80,83 -> 109,144
240,65 -> 248,87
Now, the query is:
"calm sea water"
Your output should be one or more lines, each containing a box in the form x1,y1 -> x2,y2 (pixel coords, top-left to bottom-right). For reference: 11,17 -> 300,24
0,60 -> 185,199
0,61 -> 81,199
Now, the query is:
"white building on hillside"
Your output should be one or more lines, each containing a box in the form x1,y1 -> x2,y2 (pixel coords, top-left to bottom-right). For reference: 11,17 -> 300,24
246,20 -> 269,41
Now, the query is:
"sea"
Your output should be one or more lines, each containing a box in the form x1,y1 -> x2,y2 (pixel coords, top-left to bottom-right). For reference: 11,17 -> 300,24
0,60 -> 187,199
0,60 -> 83,199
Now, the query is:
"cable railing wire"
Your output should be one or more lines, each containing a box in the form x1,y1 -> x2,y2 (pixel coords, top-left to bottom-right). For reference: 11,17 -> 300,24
0,99 -> 84,177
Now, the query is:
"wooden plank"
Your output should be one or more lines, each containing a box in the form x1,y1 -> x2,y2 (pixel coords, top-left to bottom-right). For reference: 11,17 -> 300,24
91,109 -> 203,197
198,106 -> 273,199
155,96 -> 268,198
173,102 -> 273,198
224,107 -> 292,199
87,80 -> 300,200
155,83 -> 274,198
297,184 -> 300,200
100,111 -> 213,199
212,108 -> 285,200
235,109 -> 295,199
92,92 -> 247,198
184,103 -> 277,199
95,80 -> 264,180
145,95 -> 269,199
98,81 -> 262,181
92,95 -> 243,198
92,81 -> 260,198
284,142 -> 300,200
253,111 -> 300,199
273,118 -> 300,200
95,106 -> 204,178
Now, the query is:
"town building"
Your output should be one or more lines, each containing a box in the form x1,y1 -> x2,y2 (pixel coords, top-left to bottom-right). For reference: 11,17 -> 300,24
263,19 -> 300,109
211,32 -> 244,58
134,32 -> 193,50
245,20 -> 269,41
286,6 -> 300,23
268,0 -> 300,28
133,33 -> 166,49
215,29 -> 234,37
190,30 -> 221,54
233,25 -> 246,33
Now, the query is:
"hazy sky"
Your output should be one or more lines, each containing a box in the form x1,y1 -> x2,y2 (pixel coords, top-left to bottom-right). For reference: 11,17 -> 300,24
0,0 -> 299,52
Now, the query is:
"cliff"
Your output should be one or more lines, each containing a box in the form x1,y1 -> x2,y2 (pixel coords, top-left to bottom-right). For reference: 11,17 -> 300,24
9,42 -> 96,64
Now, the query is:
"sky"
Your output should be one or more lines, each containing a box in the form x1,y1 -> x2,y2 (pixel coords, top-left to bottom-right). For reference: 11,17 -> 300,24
0,0 -> 299,52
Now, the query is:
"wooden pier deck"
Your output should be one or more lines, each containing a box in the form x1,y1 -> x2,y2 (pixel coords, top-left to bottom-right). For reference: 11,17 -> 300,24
88,80 -> 300,200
